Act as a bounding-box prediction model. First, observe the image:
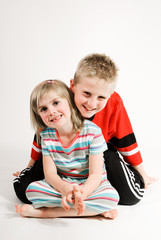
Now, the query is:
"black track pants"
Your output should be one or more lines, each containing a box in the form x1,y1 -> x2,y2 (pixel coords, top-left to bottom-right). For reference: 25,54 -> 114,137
13,150 -> 145,205
104,149 -> 145,205
13,159 -> 44,204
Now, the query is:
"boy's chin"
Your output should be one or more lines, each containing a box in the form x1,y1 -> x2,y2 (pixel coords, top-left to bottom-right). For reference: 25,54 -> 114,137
79,106 -> 99,118
81,112 -> 96,119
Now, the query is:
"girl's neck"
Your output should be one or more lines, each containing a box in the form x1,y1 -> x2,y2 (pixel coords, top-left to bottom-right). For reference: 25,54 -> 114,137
56,127 -> 79,147
56,121 -> 74,136
55,120 -> 77,146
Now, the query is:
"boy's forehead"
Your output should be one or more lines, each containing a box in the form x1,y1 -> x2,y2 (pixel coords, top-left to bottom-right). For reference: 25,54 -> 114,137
78,76 -> 110,90
75,77 -> 112,98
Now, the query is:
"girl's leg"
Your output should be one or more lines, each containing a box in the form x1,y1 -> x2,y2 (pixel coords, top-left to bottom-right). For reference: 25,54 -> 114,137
25,177 -> 119,217
82,179 -> 119,215
16,204 -> 117,219
16,182 -> 118,219
104,148 -> 145,205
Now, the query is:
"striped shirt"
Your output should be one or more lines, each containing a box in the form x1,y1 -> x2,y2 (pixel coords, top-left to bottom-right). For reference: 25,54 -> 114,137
40,120 -> 107,180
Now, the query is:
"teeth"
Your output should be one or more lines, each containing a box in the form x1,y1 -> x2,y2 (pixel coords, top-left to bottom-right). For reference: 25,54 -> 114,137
50,115 -> 62,122
84,106 -> 96,111
54,115 -> 61,120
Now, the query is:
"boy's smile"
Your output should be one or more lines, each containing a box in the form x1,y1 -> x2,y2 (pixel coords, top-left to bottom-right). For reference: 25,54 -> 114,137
70,76 -> 112,118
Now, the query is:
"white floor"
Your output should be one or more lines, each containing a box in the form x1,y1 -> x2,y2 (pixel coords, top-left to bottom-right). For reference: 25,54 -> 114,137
0,145 -> 161,240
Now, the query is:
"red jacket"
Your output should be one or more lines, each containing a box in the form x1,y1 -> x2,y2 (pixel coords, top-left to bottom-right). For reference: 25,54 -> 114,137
31,92 -> 142,166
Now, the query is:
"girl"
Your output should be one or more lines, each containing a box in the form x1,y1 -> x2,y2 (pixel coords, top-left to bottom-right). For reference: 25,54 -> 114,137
16,79 -> 119,218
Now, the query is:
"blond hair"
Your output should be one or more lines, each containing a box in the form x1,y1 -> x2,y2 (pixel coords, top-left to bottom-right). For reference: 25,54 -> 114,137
74,53 -> 118,92
30,80 -> 84,142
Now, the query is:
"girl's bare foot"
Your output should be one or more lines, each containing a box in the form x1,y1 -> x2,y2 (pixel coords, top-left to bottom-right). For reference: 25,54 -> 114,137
101,209 -> 118,219
16,204 -> 45,218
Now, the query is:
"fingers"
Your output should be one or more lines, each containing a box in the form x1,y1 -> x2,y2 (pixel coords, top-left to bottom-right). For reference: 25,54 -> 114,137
149,177 -> 158,184
73,185 -> 85,215
144,176 -> 158,189
144,183 -> 148,189
61,185 -> 85,215
13,171 -> 20,177
66,192 -> 74,204
61,196 -> 70,211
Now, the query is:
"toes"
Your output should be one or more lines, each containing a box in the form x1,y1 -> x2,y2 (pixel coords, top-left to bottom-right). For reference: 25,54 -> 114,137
15,205 -> 21,213
103,209 -> 118,219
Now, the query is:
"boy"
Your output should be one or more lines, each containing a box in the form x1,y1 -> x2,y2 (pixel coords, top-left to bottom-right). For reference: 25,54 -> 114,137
13,53 -> 156,205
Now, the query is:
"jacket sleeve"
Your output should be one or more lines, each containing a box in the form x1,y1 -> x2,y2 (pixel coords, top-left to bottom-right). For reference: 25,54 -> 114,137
109,97 -> 143,166
30,134 -> 42,161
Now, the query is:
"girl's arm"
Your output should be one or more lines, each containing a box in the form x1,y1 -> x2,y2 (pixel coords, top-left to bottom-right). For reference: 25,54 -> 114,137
81,153 -> 103,199
133,163 -> 157,189
43,155 -> 74,210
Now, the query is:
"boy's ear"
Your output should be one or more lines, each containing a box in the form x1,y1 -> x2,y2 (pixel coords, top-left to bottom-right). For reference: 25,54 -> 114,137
70,79 -> 75,91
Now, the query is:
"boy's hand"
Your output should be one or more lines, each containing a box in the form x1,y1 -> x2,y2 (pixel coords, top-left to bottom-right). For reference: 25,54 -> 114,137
143,175 -> 158,189
13,171 -> 20,177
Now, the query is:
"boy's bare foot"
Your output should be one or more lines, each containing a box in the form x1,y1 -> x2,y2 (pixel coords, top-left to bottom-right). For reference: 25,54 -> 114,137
101,209 -> 118,219
73,185 -> 85,215
16,204 -> 45,218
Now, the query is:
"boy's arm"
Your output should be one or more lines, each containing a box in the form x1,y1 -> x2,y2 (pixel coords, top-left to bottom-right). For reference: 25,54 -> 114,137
13,134 -> 41,177
13,158 -> 35,177
94,92 -> 143,166
27,159 -> 35,168
133,163 -> 157,189
109,94 -> 143,166
30,134 -> 42,161
81,153 -> 103,199
110,97 -> 157,187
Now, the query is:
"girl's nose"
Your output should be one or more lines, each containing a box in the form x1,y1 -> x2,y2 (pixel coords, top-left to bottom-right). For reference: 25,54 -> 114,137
48,106 -> 55,115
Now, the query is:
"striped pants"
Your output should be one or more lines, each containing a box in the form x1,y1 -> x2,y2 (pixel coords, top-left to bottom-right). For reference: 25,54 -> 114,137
26,178 -> 119,214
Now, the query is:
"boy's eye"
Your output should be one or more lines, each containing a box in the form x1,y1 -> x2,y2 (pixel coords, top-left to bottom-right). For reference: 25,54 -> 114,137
98,96 -> 106,100
83,92 -> 91,96
53,101 -> 59,106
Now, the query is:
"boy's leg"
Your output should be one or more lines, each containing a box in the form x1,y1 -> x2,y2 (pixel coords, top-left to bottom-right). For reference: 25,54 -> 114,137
104,148 -> 145,205
13,158 -> 44,204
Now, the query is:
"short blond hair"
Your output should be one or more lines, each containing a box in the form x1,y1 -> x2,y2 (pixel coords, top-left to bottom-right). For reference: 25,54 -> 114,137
30,80 -> 84,142
74,53 -> 118,90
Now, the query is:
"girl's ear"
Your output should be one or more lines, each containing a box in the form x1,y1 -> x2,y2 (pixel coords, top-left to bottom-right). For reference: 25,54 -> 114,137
70,79 -> 75,92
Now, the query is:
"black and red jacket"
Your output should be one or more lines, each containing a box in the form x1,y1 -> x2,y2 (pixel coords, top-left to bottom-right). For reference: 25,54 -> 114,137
31,92 -> 142,166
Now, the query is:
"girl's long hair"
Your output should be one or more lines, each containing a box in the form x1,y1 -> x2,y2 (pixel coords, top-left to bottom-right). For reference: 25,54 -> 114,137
30,80 -> 84,143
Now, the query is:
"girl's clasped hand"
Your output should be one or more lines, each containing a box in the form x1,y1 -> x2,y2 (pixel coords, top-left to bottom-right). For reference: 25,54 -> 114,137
61,184 -> 85,215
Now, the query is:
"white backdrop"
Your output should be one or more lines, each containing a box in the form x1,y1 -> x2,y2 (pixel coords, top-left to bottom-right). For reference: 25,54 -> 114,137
1,0 -> 161,175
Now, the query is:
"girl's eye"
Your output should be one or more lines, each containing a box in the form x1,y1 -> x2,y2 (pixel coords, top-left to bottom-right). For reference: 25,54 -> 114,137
40,107 -> 47,112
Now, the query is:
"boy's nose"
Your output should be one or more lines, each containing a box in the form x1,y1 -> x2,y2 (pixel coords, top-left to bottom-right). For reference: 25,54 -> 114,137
87,98 -> 97,108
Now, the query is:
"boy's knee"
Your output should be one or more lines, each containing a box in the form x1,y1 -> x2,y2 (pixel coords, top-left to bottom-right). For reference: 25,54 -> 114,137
119,194 -> 144,206
13,181 -> 31,204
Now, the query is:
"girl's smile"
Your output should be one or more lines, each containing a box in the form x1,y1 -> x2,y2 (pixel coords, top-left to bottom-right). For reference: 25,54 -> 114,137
38,91 -> 73,132
49,114 -> 62,122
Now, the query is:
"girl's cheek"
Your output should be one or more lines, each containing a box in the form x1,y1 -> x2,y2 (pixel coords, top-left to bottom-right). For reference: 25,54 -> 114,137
40,114 -> 46,121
